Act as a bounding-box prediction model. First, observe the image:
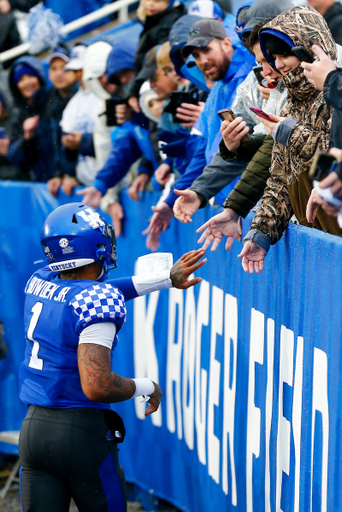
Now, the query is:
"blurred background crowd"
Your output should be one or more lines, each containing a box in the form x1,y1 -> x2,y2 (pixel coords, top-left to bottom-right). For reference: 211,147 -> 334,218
1,0 -> 342,272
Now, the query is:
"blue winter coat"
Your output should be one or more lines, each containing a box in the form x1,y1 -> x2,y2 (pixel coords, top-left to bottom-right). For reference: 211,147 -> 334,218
164,38 -> 255,207
93,121 -> 157,195
105,42 -> 137,81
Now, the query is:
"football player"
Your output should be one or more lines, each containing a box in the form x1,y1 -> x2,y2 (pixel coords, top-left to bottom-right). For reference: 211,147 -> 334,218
19,202 -> 206,512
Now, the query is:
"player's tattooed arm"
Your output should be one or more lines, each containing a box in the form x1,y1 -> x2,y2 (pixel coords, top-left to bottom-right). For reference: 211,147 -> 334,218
78,343 -> 136,403
170,249 -> 207,290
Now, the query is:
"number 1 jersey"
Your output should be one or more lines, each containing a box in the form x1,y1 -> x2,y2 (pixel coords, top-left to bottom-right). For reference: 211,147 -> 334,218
20,267 -> 127,409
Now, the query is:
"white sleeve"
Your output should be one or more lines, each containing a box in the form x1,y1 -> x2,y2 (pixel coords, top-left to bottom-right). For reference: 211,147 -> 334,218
79,323 -> 117,349
132,272 -> 172,296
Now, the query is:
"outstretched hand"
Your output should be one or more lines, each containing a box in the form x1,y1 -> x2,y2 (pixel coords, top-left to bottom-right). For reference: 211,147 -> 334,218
76,186 -> 102,209
142,202 -> 173,235
196,208 -> 241,251
170,249 -> 207,289
173,189 -> 201,223
238,241 -> 266,274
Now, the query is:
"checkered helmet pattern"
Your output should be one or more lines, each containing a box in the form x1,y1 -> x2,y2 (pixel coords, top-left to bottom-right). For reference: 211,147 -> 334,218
70,283 -> 126,333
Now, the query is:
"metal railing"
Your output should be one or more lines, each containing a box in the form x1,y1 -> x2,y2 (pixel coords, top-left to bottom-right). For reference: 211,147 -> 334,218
0,0 -> 138,63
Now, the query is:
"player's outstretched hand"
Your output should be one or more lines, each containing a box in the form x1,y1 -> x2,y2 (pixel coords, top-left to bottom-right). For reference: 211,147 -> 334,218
196,208 -> 241,251
238,241 -> 265,274
170,249 -> 207,289
145,381 -> 163,417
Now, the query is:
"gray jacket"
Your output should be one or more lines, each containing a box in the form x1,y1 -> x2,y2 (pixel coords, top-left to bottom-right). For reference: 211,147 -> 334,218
190,76 -> 287,204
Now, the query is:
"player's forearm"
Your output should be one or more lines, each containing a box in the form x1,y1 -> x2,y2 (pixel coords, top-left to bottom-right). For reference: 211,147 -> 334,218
78,343 -> 135,403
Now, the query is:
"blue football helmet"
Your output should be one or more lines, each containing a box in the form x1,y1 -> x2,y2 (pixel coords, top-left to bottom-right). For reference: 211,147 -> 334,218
40,203 -> 117,282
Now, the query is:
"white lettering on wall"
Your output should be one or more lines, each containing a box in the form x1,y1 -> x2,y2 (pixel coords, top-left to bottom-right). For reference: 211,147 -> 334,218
167,288 -> 184,439
247,309 -> 264,512
265,319 -> 275,512
276,327 -> 294,512
311,348 -> 329,512
132,273 -> 331,512
195,280 -> 209,465
222,294 -> 237,504
208,286 -> 223,484
133,287 -> 161,426
293,336 -> 303,512
182,286 -> 196,450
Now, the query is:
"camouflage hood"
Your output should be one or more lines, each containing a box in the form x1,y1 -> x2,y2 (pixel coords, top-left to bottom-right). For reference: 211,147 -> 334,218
259,6 -> 337,101
249,6 -> 340,246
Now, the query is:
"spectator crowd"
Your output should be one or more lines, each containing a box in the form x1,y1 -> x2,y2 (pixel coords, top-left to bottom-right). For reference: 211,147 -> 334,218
2,0 -> 342,273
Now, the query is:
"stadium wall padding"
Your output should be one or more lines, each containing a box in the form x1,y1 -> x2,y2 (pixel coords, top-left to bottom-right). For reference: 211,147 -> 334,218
1,182 -> 342,512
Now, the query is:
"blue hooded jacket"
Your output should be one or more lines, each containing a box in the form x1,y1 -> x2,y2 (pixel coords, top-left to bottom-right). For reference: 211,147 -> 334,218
93,120 -> 158,195
164,21 -> 255,207
7,56 -> 56,182
105,42 -> 137,81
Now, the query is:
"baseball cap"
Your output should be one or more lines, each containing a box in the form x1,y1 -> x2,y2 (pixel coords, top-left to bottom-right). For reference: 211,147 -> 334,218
47,45 -> 70,65
188,0 -> 223,20
64,44 -> 87,71
136,46 -> 159,81
181,19 -> 227,59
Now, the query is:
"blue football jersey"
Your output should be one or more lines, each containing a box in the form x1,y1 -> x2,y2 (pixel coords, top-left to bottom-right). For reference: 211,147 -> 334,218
20,267 -> 127,409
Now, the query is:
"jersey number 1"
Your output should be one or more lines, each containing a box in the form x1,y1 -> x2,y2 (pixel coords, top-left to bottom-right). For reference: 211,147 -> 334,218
28,302 -> 44,370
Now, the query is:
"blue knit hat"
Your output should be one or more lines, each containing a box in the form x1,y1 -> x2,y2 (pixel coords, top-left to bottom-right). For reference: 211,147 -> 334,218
13,64 -> 40,84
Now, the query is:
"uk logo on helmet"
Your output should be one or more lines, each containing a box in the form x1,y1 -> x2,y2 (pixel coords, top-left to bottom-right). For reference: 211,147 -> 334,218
77,209 -> 105,229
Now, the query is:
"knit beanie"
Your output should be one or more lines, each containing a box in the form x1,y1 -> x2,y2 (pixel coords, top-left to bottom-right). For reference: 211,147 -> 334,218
13,64 -> 40,84
262,33 -> 293,58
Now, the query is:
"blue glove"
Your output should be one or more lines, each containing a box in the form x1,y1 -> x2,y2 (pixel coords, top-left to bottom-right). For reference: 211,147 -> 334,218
158,129 -> 190,158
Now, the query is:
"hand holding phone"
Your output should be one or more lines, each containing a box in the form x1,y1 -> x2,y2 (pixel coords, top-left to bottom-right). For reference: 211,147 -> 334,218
249,106 -> 273,122
218,108 -> 236,123
219,109 -> 250,149
291,46 -> 315,63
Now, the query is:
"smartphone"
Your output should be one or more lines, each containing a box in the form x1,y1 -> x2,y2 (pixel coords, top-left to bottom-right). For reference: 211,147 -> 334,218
218,108 -> 250,142
249,106 -> 273,121
309,151 -> 337,181
163,90 -> 199,123
217,108 -> 236,122
0,128 -> 5,139
105,97 -> 127,127
252,65 -> 271,89
291,46 -> 315,63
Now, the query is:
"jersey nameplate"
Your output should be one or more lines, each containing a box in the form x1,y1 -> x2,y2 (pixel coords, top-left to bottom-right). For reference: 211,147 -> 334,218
26,277 -> 71,302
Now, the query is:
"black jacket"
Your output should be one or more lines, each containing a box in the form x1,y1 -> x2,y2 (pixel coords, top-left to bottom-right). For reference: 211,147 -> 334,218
7,56 -> 55,182
45,85 -> 78,178
324,68 -> 342,149
128,4 -> 185,98
0,12 -> 21,68
324,2 -> 342,46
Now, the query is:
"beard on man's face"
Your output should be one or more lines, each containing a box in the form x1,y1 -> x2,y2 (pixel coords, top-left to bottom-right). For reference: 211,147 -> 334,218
201,50 -> 231,81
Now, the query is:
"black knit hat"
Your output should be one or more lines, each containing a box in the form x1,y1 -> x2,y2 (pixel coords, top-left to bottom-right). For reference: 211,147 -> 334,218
262,33 -> 293,57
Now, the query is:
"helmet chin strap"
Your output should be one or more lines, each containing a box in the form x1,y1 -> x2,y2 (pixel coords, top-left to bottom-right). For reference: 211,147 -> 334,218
97,267 -> 105,281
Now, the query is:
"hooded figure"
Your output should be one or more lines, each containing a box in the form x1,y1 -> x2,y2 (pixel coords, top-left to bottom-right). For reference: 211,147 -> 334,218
239,0 -> 294,44
7,56 -> 55,182
105,42 -> 137,86
82,41 -> 114,167
246,6 -> 341,255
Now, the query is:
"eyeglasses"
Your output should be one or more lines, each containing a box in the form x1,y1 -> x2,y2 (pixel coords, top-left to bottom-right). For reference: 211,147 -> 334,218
162,66 -> 175,76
